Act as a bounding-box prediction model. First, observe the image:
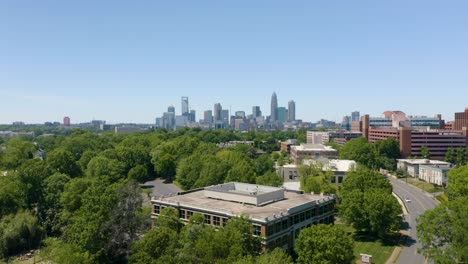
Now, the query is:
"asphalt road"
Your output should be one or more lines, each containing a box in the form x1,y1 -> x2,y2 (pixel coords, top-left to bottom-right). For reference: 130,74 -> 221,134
389,177 -> 438,264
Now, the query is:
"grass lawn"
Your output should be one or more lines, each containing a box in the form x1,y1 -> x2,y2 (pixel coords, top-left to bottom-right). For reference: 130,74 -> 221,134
336,222 -> 400,264
410,180 -> 443,193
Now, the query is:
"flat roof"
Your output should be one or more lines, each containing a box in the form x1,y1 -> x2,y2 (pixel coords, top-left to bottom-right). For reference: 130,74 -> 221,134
291,144 -> 336,151
397,159 -> 450,165
419,164 -> 453,170
152,189 -> 334,223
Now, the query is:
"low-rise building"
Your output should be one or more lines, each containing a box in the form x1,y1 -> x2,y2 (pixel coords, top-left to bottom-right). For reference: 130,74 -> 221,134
280,139 -> 299,153
290,144 -> 338,164
151,182 -> 336,252
397,159 -> 451,177
418,164 -> 452,186
279,159 -> 356,185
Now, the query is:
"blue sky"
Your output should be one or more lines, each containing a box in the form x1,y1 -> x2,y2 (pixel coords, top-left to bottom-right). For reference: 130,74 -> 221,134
1,1 -> 467,124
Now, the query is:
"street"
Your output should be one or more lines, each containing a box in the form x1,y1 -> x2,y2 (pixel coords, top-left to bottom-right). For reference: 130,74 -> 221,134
389,177 -> 438,264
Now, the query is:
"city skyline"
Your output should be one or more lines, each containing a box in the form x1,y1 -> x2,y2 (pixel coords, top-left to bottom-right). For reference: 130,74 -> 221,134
1,1 -> 468,124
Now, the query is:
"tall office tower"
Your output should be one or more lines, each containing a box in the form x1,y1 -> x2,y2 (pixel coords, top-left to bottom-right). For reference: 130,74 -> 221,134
351,111 -> 360,122
222,110 -> 229,124
454,108 -> 468,130
252,106 -> 262,117
181,97 -> 189,115
163,112 -> 175,130
342,115 -> 351,131
271,92 -> 278,122
277,107 -> 287,123
214,103 -> 222,122
190,110 -> 196,122
288,100 -> 296,122
235,111 -> 245,118
63,116 -> 71,126
168,105 -> 175,113
204,110 -> 213,125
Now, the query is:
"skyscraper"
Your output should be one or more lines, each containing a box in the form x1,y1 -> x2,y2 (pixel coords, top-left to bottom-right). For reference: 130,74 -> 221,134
351,111 -> 360,122
252,106 -> 262,117
204,110 -> 213,125
168,105 -> 175,114
63,116 -> 70,126
181,97 -> 189,115
288,100 -> 295,122
190,110 -> 196,122
277,107 -> 287,123
214,103 -> 222,122
271,92 -> 278,122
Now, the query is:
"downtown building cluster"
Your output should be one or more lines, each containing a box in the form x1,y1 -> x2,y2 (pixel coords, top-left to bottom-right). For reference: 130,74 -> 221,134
154,93 -> 300,131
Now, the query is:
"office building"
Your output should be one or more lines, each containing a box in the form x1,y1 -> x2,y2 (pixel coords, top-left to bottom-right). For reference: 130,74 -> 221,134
181,97 -> 189,115
419,164 -> 452,186
235,111 -> 246,118
288,101 -> 296,122
190,110 -> 196,122
351,111 -> 360,122
214,103 -> 222,122
204,110 -> 213,125
271,92 -> 278,122
277,107 -> 287,123
168,105 -> 175,114
342,116 -> 351,131
290,144 -> 338,164
162,112 -> 175,130
454,108 -> 468,130
252,106 -> 262,118
222,110 -> 229,125
279,159 -> 356,184
280,139 -> 299,153
63,116 -> 71,126
306,131 -> 329,144
151,182 -> 336,252
397,159 -> 451,178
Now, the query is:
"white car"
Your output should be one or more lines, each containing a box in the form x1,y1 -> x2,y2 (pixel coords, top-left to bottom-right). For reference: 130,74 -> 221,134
404,197 -> 411,203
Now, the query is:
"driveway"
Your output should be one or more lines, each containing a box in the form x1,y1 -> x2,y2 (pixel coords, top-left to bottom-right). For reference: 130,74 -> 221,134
142,178 -> 182,198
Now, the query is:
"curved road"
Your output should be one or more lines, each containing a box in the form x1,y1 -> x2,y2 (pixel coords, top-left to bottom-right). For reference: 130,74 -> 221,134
389,177 -> 438,264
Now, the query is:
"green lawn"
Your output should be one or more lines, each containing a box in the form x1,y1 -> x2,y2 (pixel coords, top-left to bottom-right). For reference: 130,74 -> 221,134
336,223 -> 400,264
410,180 -> 443,193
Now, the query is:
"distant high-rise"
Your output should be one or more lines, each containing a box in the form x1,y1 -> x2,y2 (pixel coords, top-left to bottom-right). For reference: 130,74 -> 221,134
204,110 -> 213,125
63,116 -> 70,126
271,92 -> 278,122
288,100 -> 295,122
277,107 -> 287,123
190,110 -> 196,122
214,103 -> 222,122
351,111 -> 360,122
342,115 -> 351,131
222,110 -> 229,124
235,111 -> 245,118
181,97 -> 189,115
168,105 -> 175,114
252,106 -> 262,117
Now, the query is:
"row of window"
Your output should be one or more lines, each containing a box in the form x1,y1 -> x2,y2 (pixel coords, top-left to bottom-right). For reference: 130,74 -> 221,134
154,205 -> 228,227
266,203 -> 334,236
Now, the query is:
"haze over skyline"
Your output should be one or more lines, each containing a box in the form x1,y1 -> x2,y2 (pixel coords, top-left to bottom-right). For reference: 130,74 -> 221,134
1,1 -> 468,124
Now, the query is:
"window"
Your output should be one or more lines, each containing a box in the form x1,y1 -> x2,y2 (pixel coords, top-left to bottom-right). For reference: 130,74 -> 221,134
294,214 -> 299,224
305,210 -> 311,219
213,216 -> 221,226
254,225 -> 262,236
204,214 -> 211,224
222,218 -> 228,226
187,211 -> 194,218
267,224 -> 275,236
282,219 -> 288,230
154,205 -> 160,214
300,212 -> 305,222
179,210 -> 186,219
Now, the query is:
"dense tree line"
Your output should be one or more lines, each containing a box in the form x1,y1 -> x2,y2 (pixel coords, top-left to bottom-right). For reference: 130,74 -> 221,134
339,137 -> 400,170
417,164 -> 468,263
0,128 -> 302,261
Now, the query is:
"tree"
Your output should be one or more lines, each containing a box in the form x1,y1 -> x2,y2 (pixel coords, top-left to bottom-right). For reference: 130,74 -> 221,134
40,172 -> 71,236
86,156 -> 126,182
445,148 -> 456,164
47,148 -> 82,177
102,181 -> 151,261
341,165 -> 392,194
254,154 -> 275,176
40,238 -> 93,264
233,248 -> 293,264
417,196 -> 468,263
153,207 -> 183,233
0,210 -> 43,258
446,164 -> 468,199
176,154 -> 205,190
295,224 -> 354,264
0,176 -> 26,218
17,159 -> 52,206
298,163 -> 335,194
420,145 -> 430,159
193,156 -> 229,188
225,161 -> 256,184
129,227 -> 179,264
255,171 -> 283,187
0,137 -> 36,169
128,164 -> 150,183
339,138 -> 378,168
455,147 -> 466,166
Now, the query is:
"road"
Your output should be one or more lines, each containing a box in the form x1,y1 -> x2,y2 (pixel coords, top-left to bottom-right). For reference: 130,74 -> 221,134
389,177 -> 438,264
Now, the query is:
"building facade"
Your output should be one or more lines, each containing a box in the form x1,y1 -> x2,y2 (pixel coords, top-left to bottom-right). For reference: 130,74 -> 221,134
290,144 -> 338,164
288,100 -> 295,122
271,92 -> 278,122
151,182 -> 336,252
454,108 -> 468,130
63,116 -> 70,126
419,164 -> 452,186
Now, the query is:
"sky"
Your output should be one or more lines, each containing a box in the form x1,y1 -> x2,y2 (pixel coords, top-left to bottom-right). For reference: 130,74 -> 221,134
1,0 -> 468,124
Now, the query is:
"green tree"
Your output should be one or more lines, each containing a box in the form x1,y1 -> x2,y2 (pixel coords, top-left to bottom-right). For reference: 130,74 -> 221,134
128,164 -> 150,183
176,154 -> 205,190
298,163 -> 335,194
445,148 -> 456,164
0,176 -> 26,218
0,137 -> 36,169
225,161 -> 257,184
17,159 -> 52,206
420,145 -> 430,159
193,156 -> 229,188
254,154 -> 275,176
295,224 -> 354,264
47,148 -> 82,177
0,210 -> 43,258
446,164 -> 468,199
339,137 -> 378,168
40,172 -> 71,236
86,156 -> 126,182
417,196 -> 468,263
153,207 -> 183,232
40,238 -> 93,264
255,171 -> 283,187
455,147 -> 466,166
129,227 -> 179,264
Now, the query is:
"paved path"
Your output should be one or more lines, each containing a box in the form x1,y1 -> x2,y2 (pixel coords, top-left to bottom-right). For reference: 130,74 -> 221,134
141,178 -> 182,198
389,177 -> 438,264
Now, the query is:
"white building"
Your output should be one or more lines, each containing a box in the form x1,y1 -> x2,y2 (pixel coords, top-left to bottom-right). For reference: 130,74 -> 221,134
397,159 -> 451,177
419,164 -> 452,186
290,144 -> 338,164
